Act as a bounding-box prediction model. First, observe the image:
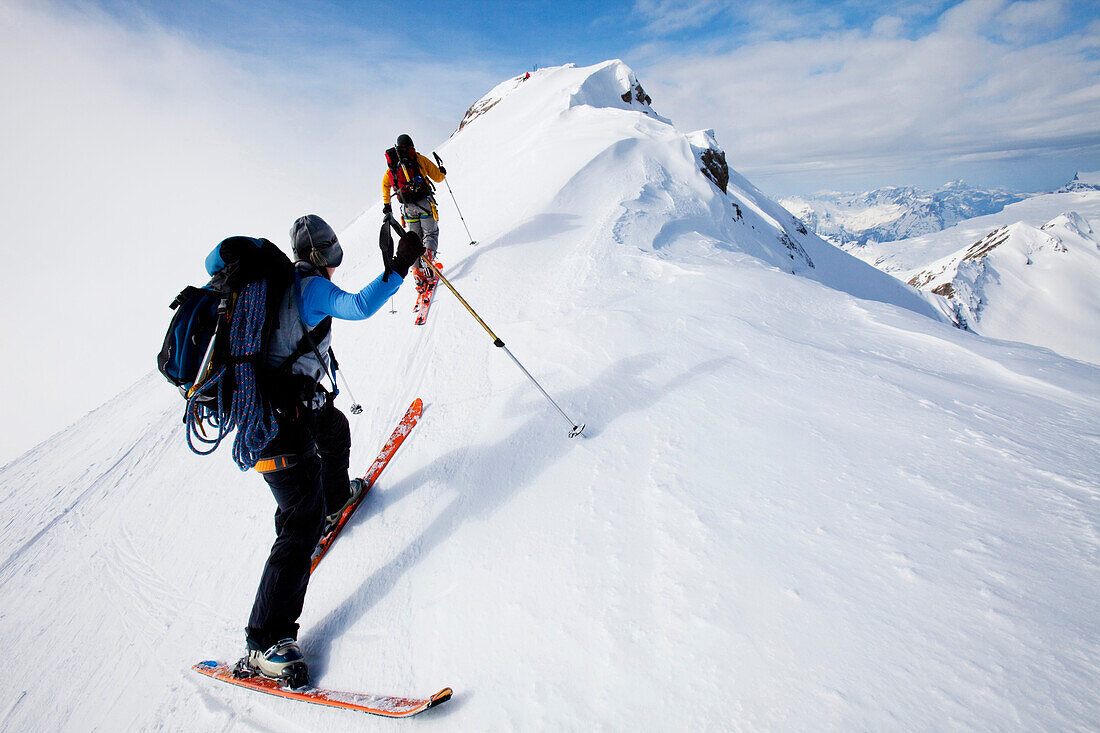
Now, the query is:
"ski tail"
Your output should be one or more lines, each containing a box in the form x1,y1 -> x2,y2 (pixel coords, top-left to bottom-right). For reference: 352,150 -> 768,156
193,661 -> 451,718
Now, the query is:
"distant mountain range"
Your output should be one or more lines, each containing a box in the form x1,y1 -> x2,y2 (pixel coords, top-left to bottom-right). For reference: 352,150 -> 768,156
817,175 -> 1100,365
780,181 -> 1030,248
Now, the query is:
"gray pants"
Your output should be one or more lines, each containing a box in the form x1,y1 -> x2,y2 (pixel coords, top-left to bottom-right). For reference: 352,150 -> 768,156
402,197 -> 439,254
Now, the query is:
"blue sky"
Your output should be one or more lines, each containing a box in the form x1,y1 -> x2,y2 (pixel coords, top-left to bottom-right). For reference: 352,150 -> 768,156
75,0 -> 1100,196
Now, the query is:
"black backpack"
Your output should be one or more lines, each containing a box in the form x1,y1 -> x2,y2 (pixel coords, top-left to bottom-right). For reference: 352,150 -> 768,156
385,146 -> 432,203
157,236 -> 324,469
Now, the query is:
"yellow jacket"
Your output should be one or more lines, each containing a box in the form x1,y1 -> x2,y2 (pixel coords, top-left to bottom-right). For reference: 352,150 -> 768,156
382,152 -> 445,205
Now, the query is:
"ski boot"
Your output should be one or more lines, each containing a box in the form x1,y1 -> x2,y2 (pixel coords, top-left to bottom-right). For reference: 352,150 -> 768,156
422,253 -> 440,289
323,478 -> 365,536
234,638 -> 309,689
412,265 -> 429,294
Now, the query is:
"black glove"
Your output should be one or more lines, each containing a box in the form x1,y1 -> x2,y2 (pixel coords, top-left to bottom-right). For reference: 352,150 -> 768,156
392,231 -> 425,279
439,166 -> 447,176
382,203 -> 392,216
379,220 -> 394,281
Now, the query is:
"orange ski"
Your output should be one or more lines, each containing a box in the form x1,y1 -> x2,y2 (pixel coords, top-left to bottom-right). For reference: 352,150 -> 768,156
193,661 -> 451,718
310,397 -> 423,573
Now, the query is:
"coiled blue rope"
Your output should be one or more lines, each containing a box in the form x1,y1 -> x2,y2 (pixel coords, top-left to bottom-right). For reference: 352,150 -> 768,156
184,280 -> 279,470
228,281 -> 279,470
184,367 -> 229,456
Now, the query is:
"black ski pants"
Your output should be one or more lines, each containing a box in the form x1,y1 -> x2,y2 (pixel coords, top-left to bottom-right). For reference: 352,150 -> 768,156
246,396 -> 351,651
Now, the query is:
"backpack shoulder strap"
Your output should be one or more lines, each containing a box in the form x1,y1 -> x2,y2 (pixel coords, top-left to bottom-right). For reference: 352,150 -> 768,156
385,147 -> 401,175
272,272 -> 337,393
274,316 -> 332,376
403,147 -> 421,169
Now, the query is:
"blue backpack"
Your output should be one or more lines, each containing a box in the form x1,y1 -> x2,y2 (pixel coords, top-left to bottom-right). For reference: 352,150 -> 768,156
158,285 -> 227,398
157,237 -> 298,469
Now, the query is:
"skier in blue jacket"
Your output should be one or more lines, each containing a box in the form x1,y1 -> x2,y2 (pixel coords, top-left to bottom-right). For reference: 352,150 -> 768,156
208,214 -> 424,688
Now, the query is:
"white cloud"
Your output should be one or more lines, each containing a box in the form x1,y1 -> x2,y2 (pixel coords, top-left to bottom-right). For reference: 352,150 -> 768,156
0,0 -> 492,463
870,15 -> 906,38
997,0 -> 1069,41
635,0 -> 1100,192
633,0 -> 730,32
936,0 -> 1009,34
631,0 -> 960,40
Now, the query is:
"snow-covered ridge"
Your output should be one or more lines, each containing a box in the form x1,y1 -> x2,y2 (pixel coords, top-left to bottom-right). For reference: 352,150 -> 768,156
429,61 -> 937,320
455,60 -> 666,134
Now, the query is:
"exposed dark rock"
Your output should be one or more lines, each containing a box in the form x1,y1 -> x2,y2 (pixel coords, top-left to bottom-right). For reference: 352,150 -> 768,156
963,226 -> 1010,261
931,282 -> 955,298
779,232 -> 814,269
907,267 -> 949,289
456,97 -> 501,133
621,80 -> 653,107
700,148 -> 729,194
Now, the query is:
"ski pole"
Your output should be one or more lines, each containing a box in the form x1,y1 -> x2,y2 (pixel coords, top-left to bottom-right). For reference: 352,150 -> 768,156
338,370 -> 363,415
330,353 -> 363,415
387,215 -> 584,438
432,152 -> 478,246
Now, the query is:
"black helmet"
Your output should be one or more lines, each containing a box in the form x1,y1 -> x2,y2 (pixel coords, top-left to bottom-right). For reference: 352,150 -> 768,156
396,133 -> 414,149
290,214 -> 343,268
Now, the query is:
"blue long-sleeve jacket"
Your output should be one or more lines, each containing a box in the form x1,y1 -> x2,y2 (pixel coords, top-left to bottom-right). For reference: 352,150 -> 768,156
296,271 -> 402,328
205,239 -> 402,327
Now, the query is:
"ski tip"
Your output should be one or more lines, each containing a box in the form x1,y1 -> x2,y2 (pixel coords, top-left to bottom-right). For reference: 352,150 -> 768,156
429,687 -> 453,707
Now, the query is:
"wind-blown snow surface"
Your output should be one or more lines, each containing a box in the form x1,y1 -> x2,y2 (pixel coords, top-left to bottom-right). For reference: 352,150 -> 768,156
1,61 -> 1098,731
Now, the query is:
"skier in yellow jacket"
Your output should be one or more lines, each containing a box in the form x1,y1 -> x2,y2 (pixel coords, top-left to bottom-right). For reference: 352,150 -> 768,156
382,134 -> 446,291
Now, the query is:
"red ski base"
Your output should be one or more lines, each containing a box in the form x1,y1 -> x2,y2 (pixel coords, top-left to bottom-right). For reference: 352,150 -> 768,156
311,397 -> 423,573
193,661 -> 452,718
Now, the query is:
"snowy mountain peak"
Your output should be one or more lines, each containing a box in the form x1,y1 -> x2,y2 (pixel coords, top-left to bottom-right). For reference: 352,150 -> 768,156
455,60 -> 666,135
1042,210 -> 1094,238
565,59 -> 663,118
1058,170 -> 1100,192
901,209 -> 1100,361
